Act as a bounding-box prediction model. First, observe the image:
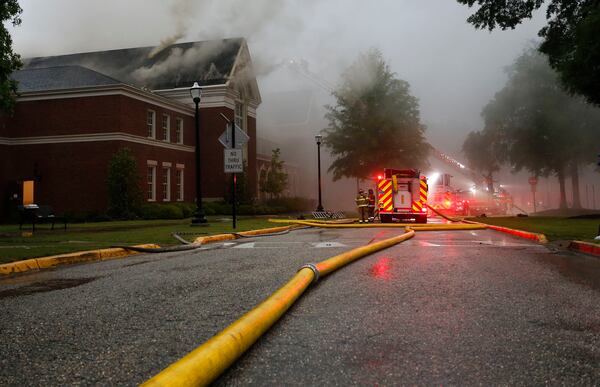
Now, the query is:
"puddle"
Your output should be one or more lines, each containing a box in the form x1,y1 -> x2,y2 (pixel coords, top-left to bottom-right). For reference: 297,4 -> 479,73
316,230 -> 341,241
0,277 -> 98,299
537,252 -> 600,291
369,257 -> 393,280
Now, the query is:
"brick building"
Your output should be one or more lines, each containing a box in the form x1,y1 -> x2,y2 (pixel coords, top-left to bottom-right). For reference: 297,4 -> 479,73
0,38 -> 261,219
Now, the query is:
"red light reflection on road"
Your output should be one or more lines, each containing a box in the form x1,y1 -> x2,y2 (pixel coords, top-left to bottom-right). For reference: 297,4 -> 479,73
370,257 -> 392,280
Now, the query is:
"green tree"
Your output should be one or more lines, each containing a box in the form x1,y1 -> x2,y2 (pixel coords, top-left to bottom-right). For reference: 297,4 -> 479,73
1,0 -> 22,113
462,130 -> 501,193
260,148 -> 288,199
480,48 -> 600,209
323,48 -> 428,181
457,0 -> 600,106
107,148 -> 143,219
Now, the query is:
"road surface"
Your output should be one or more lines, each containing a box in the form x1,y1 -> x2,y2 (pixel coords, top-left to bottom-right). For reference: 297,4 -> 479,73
1,223 -> 599,385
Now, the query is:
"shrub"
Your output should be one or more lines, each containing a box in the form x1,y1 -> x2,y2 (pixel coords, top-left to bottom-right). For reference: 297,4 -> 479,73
140,203 -> 184,220
106,148 -> 143,219
173,202 -> 196,218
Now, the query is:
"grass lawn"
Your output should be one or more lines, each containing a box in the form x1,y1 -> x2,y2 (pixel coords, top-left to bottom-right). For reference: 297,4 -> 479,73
0,217 -> 278,264
472,216 -> 600,243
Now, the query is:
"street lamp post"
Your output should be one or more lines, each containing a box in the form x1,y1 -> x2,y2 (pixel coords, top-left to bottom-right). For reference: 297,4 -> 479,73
190,82 -> 208,225
315,134 -> 324,212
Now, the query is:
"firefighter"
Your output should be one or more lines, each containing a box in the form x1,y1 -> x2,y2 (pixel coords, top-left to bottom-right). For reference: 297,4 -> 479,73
355,189 -> 369,223
367,188 -> 376,222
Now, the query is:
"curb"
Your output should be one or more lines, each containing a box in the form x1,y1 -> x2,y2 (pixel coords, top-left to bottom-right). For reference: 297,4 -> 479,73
192,225 -> 296,244
0,244 -> 160,276
462,220 -> 548,243
1,225 -> 297,277
485,224 -> 548,243
568,240 -> 600,257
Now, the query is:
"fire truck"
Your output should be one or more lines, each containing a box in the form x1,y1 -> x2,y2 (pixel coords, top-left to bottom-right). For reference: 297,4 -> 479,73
376,168 -> 428,223
428,173 -> 511,216
428,173 -> 471,216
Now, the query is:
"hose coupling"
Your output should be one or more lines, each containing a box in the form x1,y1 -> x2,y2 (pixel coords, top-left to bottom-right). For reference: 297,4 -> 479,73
298,263 -> 320,284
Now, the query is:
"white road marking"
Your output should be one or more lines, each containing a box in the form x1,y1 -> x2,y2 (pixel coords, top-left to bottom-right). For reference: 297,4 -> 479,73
312,242 -> 348,248
405,240 -> 543,248
234,243 -> 255,249
419,241 -> 442,247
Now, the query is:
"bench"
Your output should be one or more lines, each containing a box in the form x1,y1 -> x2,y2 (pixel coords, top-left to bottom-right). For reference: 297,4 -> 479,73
18,204 -> 67,231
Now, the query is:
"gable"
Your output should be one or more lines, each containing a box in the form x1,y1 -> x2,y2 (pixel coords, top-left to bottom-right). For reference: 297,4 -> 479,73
228,41 -> 262,106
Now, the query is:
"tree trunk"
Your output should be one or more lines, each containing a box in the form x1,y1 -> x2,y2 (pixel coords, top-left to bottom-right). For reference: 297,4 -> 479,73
557,168 -> 568,210
570,162 -> 582,209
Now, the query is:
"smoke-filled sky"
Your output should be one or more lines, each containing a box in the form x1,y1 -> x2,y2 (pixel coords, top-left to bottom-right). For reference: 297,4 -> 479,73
7,0 -> 547,155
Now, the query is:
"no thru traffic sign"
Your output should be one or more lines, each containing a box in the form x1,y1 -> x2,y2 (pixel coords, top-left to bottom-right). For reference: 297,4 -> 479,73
224,149 -> 243,173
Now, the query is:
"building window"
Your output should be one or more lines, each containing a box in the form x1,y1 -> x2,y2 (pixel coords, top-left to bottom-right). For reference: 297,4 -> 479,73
162,167 -> 171,201
235,101 -> 245,130
176,168 -> 184,201
162,114 -> 170,142
147,110 -> 156,138
175,118 -> 183,144
147,165 -> 156,201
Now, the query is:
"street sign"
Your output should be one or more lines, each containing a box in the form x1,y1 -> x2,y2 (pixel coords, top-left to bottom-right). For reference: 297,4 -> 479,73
219,123 -> 249,149
224,148 -> 243,173
528,177 -> 538,185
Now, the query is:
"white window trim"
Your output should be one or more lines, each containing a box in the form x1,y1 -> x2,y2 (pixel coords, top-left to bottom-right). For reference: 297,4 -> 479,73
147,110 -> 156,139
235,101 -> 246,131
147,163 -> 156,202
176,167 -> 185,202
162,167 -> 171,202
162,114 -> 170,142
175,118 -> 184,144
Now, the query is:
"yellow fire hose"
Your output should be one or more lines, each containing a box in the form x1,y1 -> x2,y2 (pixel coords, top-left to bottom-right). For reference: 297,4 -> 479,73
142,217 -> 489,386
268,219 -> 486,231
425,204 -> 463,222
141,228 -> 415,387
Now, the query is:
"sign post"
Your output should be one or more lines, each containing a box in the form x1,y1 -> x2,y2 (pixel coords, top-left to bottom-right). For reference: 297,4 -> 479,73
529,176 -> 538,213
232,123 -> 236,229
220,121 -> 249,230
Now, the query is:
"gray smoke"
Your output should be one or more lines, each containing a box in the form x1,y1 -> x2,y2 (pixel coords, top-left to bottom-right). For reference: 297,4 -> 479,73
148,0 -> 196,58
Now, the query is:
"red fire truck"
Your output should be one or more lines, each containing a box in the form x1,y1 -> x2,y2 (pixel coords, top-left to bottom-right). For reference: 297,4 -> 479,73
376,168 -> 428,223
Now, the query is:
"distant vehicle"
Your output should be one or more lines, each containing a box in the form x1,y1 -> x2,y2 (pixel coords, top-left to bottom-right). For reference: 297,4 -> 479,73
376,168 -> 428,223
427,173 -> 510,217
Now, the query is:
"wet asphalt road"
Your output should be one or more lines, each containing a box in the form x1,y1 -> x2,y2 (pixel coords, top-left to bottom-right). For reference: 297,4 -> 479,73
1,224 -> 599,386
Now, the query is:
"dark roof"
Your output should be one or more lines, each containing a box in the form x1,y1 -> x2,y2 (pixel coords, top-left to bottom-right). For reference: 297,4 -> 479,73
24,38 -> 244,90
11,66 -> 121,92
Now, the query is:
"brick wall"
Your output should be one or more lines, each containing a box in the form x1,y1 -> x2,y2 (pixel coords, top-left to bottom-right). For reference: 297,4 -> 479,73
196,106 -> 257,199
0,94 -> 196,219
0,92 -> 259,220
